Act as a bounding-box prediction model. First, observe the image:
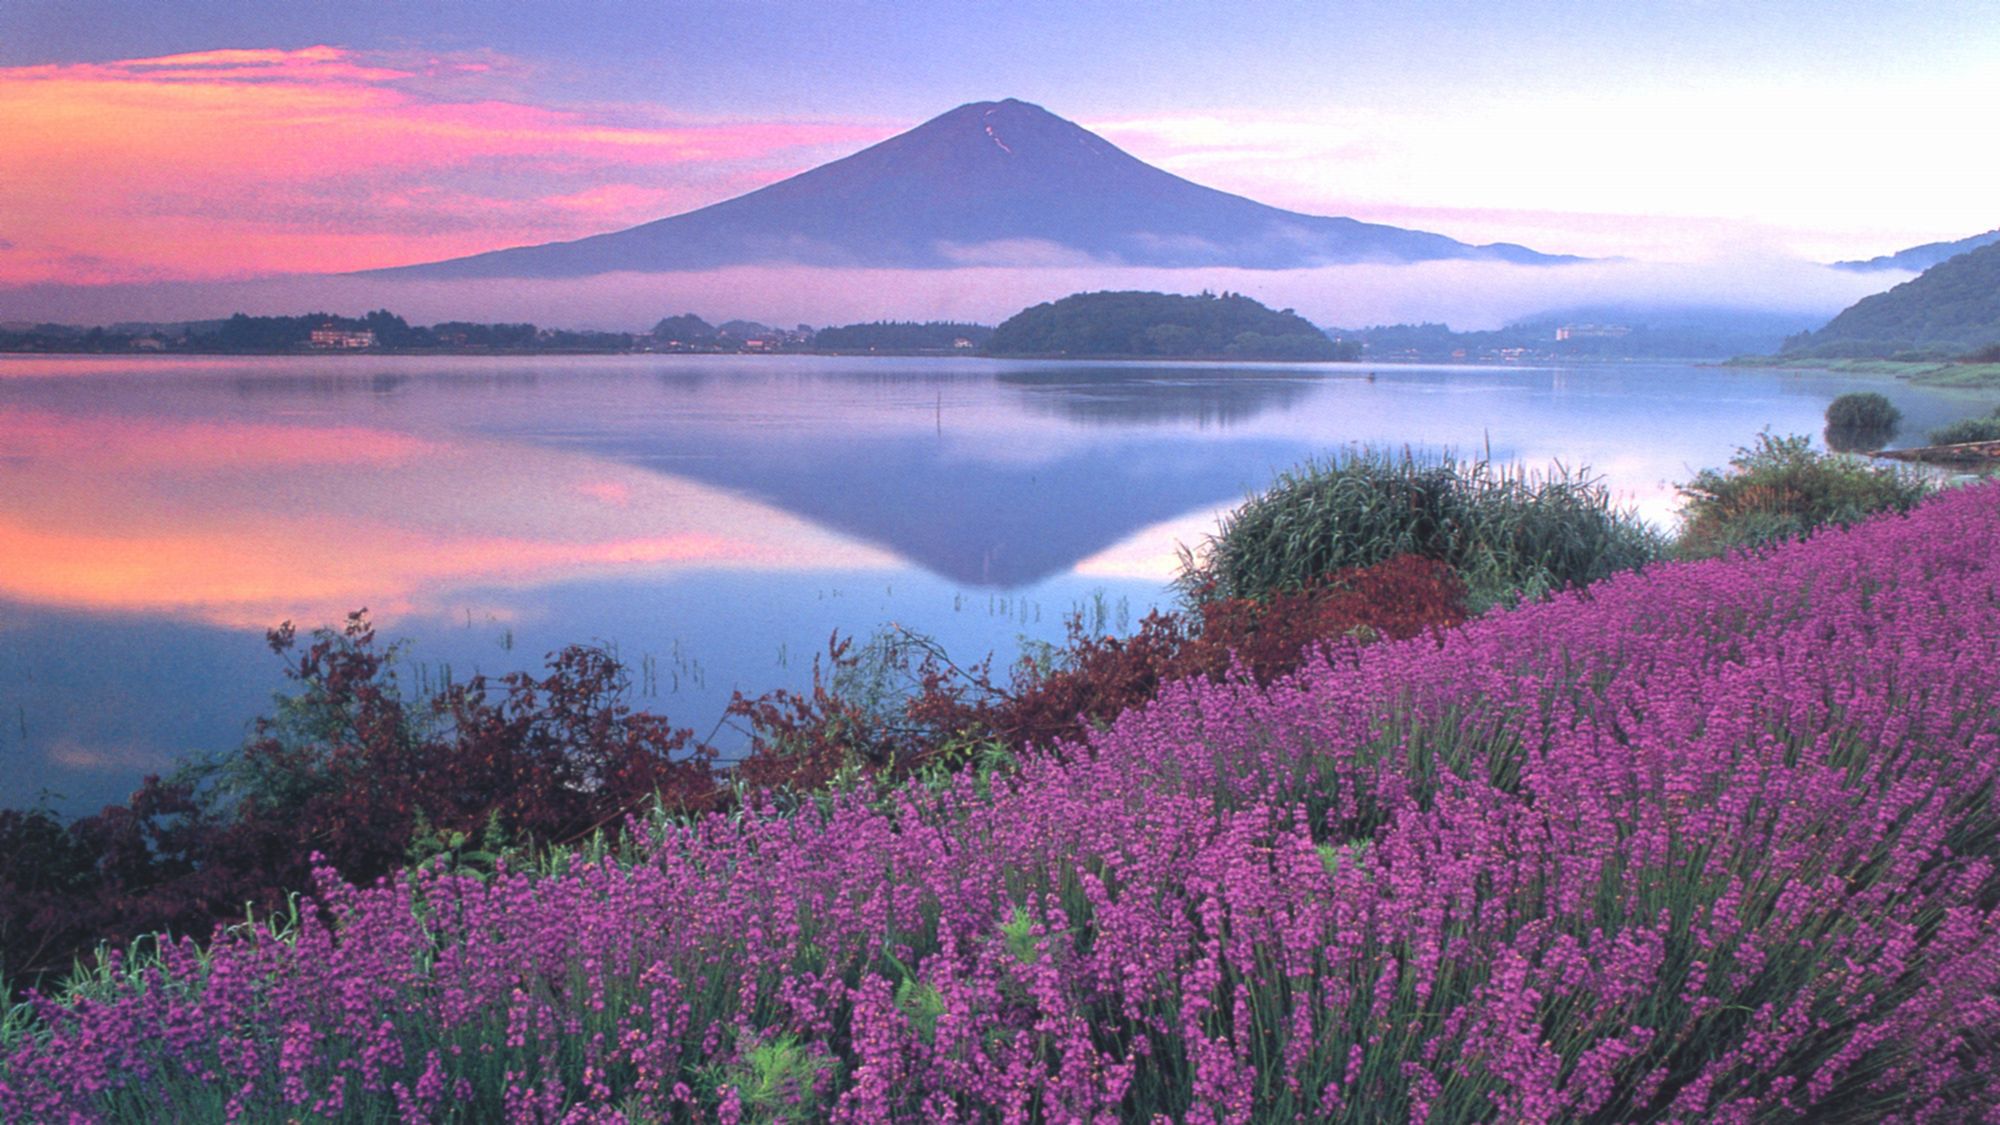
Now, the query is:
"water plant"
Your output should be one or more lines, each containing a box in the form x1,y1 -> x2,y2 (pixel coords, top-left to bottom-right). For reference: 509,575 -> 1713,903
1822,390 -> 1901,451
7,483 -> 1999,1121
1177,448 -> 1664,611
1926,403 -> 2000,446
1674,431 -> 1933,558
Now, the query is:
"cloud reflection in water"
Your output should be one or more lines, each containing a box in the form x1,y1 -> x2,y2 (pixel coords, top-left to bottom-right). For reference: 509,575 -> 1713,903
0,406 -> 897,628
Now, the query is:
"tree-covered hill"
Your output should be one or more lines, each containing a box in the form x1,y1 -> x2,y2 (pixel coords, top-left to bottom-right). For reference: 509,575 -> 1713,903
983,290 -> 1349,360
1786,240 -> 2000,359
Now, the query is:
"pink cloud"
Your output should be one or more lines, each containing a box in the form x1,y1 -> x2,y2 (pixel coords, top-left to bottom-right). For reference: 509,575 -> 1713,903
0,46 -> 891,284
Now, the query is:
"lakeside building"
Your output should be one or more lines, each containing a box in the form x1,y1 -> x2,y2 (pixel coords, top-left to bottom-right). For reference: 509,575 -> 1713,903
308,324 -> 376,349
1554,324 -> 1631,341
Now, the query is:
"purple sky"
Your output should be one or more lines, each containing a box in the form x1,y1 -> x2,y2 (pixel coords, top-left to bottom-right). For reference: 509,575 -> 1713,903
0,1 -> 1993,323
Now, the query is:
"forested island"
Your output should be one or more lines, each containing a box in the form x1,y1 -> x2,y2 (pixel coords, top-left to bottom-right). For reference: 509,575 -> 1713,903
982,289 -> 1352,359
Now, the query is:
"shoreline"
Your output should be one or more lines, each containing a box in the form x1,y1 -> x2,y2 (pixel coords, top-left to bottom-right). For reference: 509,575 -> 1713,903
1722,354 -> 2000,389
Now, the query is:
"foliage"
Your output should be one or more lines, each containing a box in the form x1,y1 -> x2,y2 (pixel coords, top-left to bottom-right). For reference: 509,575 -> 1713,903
0,311 -> 655,355
1675,432 -> 1934,558
1178,448 -> 1664,611
724,556 -> 1466,781
1926,403 -> 2000,446
983,290 -> 1348,360
4,552 -> 1460,999
0,614 -> 716,997
903,555 -> 1468,757
812,321 -> 993,351
9,486 -> 2000,1120
1787,238 -> 2000,358
1822,390 -> 1901,452
1344,307 -> 1811,361
650,313 -> 716,341
428,320 -> 539,348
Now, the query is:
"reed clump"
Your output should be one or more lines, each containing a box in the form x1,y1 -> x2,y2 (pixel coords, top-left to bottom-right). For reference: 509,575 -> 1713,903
1178,447 -> 1665,611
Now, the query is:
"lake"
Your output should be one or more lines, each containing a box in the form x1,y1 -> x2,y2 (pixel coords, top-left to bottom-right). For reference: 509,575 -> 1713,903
2,353 -> 1990,813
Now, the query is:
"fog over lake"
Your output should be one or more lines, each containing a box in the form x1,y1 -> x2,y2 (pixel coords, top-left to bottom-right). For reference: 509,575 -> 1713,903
1,354 -> 1987,812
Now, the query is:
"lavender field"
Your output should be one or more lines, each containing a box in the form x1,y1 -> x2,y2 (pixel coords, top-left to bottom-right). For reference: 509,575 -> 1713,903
6,483 -> 2000,1122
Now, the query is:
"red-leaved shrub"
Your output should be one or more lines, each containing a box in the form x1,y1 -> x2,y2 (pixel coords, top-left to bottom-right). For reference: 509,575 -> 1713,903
730,554 -> 1468,778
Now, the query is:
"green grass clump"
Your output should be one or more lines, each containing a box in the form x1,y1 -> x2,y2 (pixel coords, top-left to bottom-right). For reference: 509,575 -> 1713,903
1178,448 -> 1665,611
1675,432 -> 1933,559
1927,405 -> 2000,446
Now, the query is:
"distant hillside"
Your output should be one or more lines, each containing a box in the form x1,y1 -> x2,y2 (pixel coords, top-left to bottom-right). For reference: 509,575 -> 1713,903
1343,305 -> 1815,361
1833,228 -> 2000,273
370,99 -> 1578,279
985,291 -> 1347,360
1786,241 -> 2000,359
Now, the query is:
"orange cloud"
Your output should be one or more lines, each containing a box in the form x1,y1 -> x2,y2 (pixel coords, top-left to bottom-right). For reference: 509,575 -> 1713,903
0,46 -> 888,284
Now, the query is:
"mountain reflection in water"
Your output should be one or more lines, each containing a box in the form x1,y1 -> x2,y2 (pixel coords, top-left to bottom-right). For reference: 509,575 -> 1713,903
0,353 -> 1980,813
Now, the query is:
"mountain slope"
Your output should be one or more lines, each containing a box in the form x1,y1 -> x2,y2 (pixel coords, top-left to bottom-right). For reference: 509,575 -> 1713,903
1833,227 -> 2000,273
370,99 -> 1579,279
1789,240 -> 2000,358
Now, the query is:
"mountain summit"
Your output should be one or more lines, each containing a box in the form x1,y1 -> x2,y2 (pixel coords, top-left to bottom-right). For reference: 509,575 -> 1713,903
373,99 -> 1578,279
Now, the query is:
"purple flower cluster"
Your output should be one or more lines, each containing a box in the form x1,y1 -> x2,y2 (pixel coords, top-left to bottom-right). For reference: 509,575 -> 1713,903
7,485 -> 2000,1122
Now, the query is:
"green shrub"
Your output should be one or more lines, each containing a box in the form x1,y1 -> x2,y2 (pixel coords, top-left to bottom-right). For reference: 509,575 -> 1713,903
1177,449 -> 1665,611
1822,392 -> 1900,452
1927,409 -> 2000,446
1675,433 -> 1932,558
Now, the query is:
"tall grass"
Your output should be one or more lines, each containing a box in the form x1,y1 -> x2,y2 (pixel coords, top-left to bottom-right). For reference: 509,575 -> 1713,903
1178,448 -> 1665,611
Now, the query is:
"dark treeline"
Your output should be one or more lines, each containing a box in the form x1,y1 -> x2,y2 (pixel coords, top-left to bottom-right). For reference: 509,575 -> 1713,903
1345,307 -> 1817,362
0,324 -> 155,353
3,311 -> 993,356
813,320 -> 993,352
198,311 -> 633,353
0,311 -> 635,354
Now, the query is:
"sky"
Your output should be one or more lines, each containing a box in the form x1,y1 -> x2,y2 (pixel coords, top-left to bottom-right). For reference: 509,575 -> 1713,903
1,0 -> 1995,324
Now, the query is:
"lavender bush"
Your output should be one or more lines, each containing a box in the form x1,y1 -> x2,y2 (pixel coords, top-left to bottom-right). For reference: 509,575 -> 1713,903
6,484 -> 2000,1122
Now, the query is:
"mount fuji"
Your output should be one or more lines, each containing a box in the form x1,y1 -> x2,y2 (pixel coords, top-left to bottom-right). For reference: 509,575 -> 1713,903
370,98 -> 1579,279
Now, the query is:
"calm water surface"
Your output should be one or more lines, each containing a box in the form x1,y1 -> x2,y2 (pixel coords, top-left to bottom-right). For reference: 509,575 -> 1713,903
2,354 -> 1990,811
